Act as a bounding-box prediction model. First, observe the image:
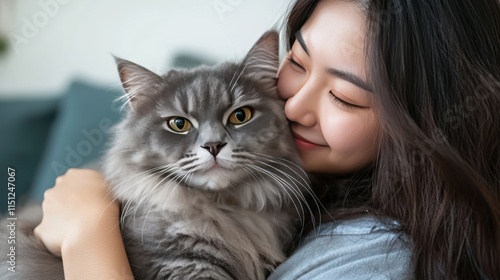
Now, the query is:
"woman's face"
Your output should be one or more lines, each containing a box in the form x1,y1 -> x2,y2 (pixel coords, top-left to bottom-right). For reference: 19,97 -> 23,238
278,0 -> 380,174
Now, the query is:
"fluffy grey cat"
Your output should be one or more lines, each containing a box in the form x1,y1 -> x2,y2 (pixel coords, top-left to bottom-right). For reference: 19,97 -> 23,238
0,30 -> 312,279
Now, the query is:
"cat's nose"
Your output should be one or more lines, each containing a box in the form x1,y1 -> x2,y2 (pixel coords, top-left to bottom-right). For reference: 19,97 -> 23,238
201,142 -> 227,157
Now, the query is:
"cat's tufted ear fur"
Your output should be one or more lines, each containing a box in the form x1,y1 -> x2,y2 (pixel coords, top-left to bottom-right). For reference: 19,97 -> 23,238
114,56 -> 165,113
242,30 -> 280,95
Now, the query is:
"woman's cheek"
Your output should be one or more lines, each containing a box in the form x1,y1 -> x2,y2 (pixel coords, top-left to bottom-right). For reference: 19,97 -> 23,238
323,111 -> 380,165
277,66 -> 302,100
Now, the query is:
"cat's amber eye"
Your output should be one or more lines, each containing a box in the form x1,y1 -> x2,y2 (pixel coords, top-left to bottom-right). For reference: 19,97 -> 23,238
166,117 -> 192,133
229,107 -> 253,125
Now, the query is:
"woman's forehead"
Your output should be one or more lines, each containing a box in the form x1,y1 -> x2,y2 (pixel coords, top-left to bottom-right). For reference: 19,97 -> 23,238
299,1 -> 369,83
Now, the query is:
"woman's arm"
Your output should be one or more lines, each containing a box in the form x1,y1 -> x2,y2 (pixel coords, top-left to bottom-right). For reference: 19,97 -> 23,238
34,169 -> 133,280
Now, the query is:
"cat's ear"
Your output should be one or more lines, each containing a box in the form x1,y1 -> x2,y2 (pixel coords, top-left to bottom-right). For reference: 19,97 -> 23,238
114,56 -> 165,113
242,30 -> 280,94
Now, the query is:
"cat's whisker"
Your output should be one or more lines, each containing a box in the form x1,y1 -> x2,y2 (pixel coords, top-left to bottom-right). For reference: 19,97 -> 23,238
98,165 -> 173,225
251,156 -> 312,199
249,153 -> 325,232
104,165 -> 164,201
168,171 -> 188,192
119,168 -> 164,212
124,173 -> 161,225
254,161 -> 317,233
117,165 -> 179,223
157,169 -> 190,205
240,166 -> 266,187
249,165 -> 306,227
253,153 -> 311,186
108,164 -> 174,198
134,165 -> 181,206
250,166 -> 307,237
256,159 -> 322,235
241,165 -> 286,210
258,160 -> 310,194
251,157 -> 320,223
250,159 -> 316,235
180,160 -> 201,172
180,172 -> 193,192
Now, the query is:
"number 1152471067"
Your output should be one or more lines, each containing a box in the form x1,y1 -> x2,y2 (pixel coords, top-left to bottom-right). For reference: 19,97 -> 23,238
7,168 -> 16,217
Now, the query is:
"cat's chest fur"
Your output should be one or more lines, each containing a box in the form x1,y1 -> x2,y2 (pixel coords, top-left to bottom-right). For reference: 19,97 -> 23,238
118,178 -> 292,280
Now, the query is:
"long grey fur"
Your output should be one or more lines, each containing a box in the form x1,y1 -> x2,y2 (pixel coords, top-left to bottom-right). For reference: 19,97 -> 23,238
0,30 -> 312,280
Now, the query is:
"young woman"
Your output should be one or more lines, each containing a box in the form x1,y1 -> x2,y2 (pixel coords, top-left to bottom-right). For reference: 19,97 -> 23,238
35,0 -> 500,279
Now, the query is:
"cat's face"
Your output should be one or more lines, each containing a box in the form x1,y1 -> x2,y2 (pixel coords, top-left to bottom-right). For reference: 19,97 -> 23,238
113,31 -> 301,192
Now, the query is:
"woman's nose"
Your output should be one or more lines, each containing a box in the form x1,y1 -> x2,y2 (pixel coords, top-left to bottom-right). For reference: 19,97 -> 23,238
284,81 -> 318,127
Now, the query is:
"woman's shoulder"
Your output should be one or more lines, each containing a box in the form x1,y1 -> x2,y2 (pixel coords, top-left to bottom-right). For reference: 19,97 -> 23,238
268,215 -> 413,280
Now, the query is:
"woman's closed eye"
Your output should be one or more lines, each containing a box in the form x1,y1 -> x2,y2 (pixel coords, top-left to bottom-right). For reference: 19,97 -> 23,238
285,51 -> 368,110
287,55 -> 305,71
329,91 -> 364,110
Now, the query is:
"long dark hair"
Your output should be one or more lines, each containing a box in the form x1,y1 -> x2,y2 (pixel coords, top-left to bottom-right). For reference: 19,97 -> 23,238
285,0 -> 500,279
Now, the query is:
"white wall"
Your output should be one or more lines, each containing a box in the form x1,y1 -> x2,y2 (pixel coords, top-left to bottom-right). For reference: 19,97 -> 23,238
0,0 -> 292,99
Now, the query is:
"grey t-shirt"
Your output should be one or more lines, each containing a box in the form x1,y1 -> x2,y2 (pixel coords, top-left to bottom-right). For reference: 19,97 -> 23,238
268,216 -> 413,280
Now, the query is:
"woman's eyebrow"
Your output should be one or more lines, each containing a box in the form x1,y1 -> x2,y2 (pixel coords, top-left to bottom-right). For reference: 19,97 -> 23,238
327,68 -> 373,92
295,31 -> 310,55
295,30 -> 372,92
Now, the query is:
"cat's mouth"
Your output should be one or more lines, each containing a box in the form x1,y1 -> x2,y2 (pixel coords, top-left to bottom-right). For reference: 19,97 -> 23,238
203,162 -> 231,176
186,158 -> 244,191
201,158 -> 232,172
190,168 -> 242,191
210,162 -> 224,170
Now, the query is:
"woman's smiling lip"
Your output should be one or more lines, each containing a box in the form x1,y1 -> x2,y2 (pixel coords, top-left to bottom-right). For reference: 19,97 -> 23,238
292,132 -> 327,149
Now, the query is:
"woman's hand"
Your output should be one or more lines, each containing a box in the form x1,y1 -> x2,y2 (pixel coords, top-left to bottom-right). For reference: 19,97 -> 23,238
34,168 -> 120,257
34,169 -> 133,279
